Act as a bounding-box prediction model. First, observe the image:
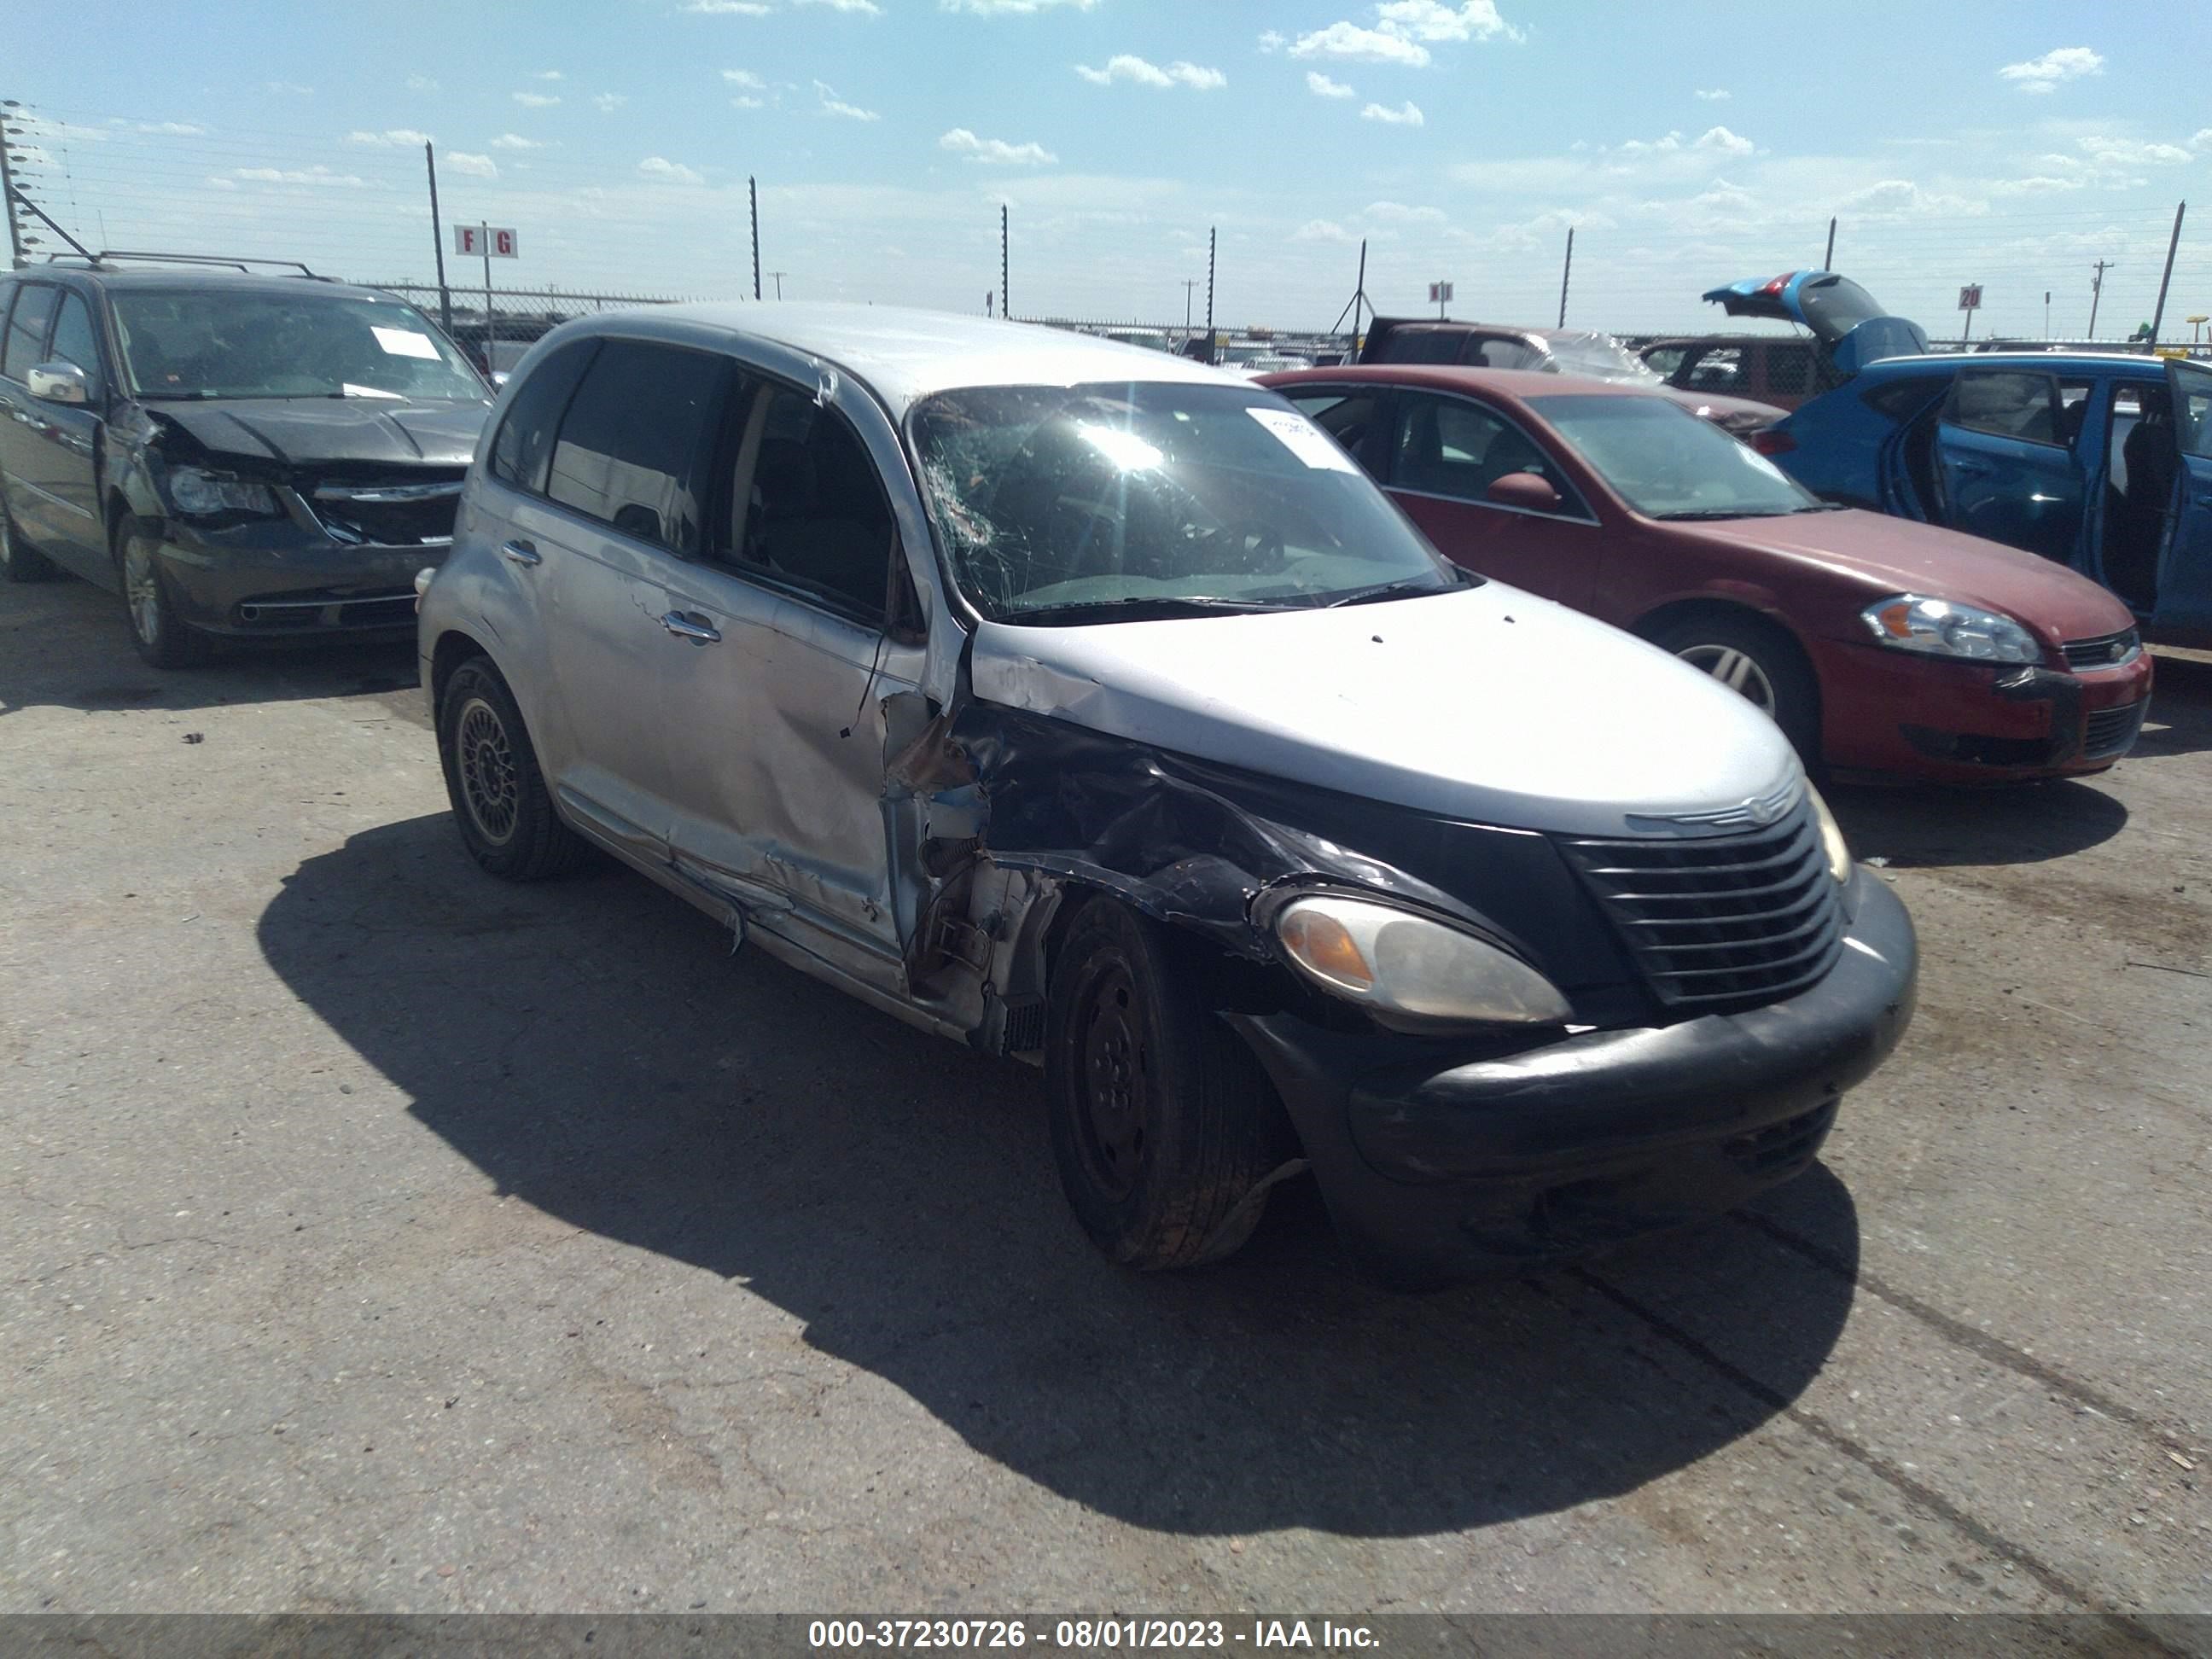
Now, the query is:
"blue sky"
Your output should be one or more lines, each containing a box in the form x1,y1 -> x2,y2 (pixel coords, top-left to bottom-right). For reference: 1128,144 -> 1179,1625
9,0 -> 2211,338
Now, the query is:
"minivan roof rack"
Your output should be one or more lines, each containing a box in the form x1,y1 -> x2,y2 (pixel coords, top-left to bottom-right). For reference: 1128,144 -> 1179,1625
42,250 -> 328,278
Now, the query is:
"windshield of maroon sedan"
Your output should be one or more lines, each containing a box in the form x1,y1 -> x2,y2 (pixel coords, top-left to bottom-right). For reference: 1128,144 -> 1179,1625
911,381 -> 1462,620
1527,393 -> 1823,520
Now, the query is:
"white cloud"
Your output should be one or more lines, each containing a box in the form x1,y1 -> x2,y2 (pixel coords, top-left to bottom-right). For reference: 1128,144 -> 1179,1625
1998,45 -> 2103,92
940,127 -> 1058,165
1258,29 -> 1287,50
490,133 -> 546,150
638,155 -> 707,183
814,81 -> 881,120
684,0 -> 771,11
1991,175 -> 2087,196
1693,125 -> 1754,156
1289,23 -> 1429,67
2194,129 -> 2212,152
134,121 -> 209,135
1293,218 -> 1353,242
265,81 -> 314,96
533,70 -> 565,80
798,0 -> 882,10
941,0 -> 1098,9
512,91 -> 562,107
445,152 -> 499,180
2078,133 -> 2192,167
1695,87 -> 1729,101
1372,1 -> 1516,42
1360,100 -> 1424,126
731,96 -> 765,108
233,166 -> 369,187
1365,200 -> 1446,223
1306,71 -> 1356,98
722,68 -> 766,88
1074,55 -> 1227,89
345,128 -> 434,147
591,93 -> 628,113
406,74 -> 439,91
1837,178 -> 1988,220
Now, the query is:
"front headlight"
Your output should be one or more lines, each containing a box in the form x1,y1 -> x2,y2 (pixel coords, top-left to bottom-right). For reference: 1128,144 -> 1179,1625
1861,593 -> 2040,665
1273,894 -> 1572,1030
166,465 -> 279,519
1807,784 -> 1852,884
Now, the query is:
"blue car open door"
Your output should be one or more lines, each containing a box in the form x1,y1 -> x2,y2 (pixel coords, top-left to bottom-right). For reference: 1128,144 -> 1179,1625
2160,359 -> 2212,640
1932,366 -> 2086,566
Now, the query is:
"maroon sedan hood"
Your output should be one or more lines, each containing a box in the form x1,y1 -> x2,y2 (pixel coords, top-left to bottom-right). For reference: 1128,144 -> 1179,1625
1690,509 -> 2136,645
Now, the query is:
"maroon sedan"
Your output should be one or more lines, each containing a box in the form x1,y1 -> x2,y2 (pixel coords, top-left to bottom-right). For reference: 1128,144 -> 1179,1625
1258,365 -> 2152,784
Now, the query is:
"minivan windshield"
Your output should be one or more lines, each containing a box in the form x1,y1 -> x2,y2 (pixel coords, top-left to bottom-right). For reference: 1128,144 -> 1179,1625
109,288 -> 487,402
1528,393 -> 1825,520
911,381 -> 1464,622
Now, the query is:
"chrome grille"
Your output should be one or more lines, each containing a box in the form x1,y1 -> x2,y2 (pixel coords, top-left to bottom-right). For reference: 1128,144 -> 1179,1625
2062,628 -> 2140,671
1560,799 -> 1844,1014
306,473 -> 465,547
2082,700 -> 2146,760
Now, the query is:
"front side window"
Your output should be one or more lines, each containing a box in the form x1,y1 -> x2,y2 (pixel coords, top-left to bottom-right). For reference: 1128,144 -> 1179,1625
2,284 -> 59,382
1469,337 -> 1543,370
1376,329 -> 1467,365
1681,346 -> 1743,392
108,288 -> 487,401
1943,370 -> 2060,445
719,382 -> 896,620
1391,391 -> 1579,511
2174,366 -> 2212,462
545,339 -> 728,554
1526,393 -> 1822,521
910,381 -> 1460,622
47,294 -> 103,397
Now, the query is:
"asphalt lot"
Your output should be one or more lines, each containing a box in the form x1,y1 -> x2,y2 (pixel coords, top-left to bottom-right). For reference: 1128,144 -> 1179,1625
2,572 -> 2208,1616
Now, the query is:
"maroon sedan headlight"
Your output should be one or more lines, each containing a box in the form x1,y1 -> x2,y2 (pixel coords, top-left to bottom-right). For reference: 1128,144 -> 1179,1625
1861,594 -> 2042,665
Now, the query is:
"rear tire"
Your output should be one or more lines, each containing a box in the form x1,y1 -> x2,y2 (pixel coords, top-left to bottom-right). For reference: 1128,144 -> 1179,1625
2,495 -> 59,583
1644,609 -> 1820,765
1045,898 -> 1278,1270
114,514 -> 212,668
437,655 -> 589,881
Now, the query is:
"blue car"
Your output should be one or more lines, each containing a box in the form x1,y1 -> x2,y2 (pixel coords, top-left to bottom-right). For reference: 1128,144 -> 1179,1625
1760,351 -> 2212,645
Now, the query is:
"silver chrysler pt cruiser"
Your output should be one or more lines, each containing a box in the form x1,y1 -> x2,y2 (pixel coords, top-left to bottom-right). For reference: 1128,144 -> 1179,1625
419,304 -> 1915,1287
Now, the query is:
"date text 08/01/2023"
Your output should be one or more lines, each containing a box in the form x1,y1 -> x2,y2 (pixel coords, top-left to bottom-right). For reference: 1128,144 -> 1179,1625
807,1619 -> 1382,1650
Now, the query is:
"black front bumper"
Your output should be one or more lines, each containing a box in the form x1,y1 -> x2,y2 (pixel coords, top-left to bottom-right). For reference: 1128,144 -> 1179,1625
1229,875 -> 1916,1283
157,520 -> 447,637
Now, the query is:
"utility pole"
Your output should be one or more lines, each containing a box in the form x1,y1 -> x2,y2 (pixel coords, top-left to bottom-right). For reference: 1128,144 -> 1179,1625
768,271 -> 787,300
1000,204 -> 1010,323
424,142 -> 452,334
1205,224 -> 1215,340
1823,216 -> 1836,271
1557,227 -> 1574,328
2089,259 -> 2115,338
1328,240 -> 1371,346
749,176 -> 761,301
2045,290 -> 2052,342
2149,200 -> 2186,350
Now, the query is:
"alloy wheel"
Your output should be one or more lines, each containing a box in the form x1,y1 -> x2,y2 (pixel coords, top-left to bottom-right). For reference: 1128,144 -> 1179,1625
123,533 -> 164,647
1678,643 -> 1779,717
456,696 -> 521,846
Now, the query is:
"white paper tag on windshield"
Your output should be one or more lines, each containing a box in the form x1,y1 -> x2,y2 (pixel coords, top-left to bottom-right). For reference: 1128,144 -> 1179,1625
1247,406 -> 1359,473
371,326 -> 439,360
341,383 -> 404,399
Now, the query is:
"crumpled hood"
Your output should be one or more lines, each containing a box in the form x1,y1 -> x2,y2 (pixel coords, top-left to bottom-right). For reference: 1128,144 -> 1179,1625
970,584 -> 1802,839
146,396 -> 490,469
1660,386 -> 1786,428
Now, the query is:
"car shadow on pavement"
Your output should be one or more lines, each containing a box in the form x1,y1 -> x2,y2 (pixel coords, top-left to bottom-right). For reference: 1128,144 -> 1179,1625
1826,779 -> 2127,870
259,813 -> 1864,1538
0,573 -> 420,717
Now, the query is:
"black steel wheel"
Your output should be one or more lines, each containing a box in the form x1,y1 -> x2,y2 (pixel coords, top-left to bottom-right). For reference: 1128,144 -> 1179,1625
1,495 -> 59,583
114,515 -> 211,668
436,655 -> 589,881
1045,898 -> 1279,1270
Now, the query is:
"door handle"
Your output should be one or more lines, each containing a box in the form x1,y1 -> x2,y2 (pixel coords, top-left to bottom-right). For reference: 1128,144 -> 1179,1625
500,538 -> 542,567
660,610 -> 721,644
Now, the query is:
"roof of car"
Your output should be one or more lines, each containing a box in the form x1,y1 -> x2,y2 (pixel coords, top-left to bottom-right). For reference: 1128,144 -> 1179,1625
15,265 -> 405,302
556,302 -> 1238,416
1262,364 -> 1670,401
1859,349 -> 2182,375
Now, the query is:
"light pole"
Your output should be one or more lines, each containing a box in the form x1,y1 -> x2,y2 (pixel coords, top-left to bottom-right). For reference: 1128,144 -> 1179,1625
2189,314 -> 2209,345
768,270 -> 787,300
1181,278 -> 1198,345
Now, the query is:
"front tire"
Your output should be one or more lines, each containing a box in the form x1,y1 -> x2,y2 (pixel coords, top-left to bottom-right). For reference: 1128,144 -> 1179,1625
1644,609 -> 1819,764
1045,898 -> 1278,1270
436,655 -> 589,881
114,515 -> 212,668
2,495 -> 59,583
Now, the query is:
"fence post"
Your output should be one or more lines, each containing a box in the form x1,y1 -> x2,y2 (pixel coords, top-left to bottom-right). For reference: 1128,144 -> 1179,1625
2150,201 -> 2186,349
1000,204 -> 1010,321
424,142 -> 451,334
1557,227 -> 1574,328
749,176 -> 761,302
1824,216 -> 1836,271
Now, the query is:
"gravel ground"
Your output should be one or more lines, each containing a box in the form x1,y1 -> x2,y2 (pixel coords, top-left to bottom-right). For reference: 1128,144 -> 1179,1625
2,573 -> 2207,1616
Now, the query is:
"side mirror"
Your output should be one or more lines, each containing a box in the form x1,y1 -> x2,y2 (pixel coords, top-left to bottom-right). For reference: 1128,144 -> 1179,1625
1486,470 -> 1562,513
26,363 -> 89,405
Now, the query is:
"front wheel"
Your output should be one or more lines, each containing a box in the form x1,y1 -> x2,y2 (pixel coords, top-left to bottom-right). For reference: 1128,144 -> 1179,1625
1644,610 -> 1819,763
1045,898 -> 1280,1270
114,515 -> 211,668
436,655 -> 589,881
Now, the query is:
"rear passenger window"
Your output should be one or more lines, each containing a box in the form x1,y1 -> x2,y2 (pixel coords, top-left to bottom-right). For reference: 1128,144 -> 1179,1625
1765,344 -> 1815,399
1470,338 -> 1541,370
489,338 -> 598,494
1944,370 -> 2061,445
718,383 -> 894,620
2,284 -> 58,382
1682,346 -> 1743,392
1284,390 -> 1382,461
545,340 -> 728,554
1377,329 -> 1467,365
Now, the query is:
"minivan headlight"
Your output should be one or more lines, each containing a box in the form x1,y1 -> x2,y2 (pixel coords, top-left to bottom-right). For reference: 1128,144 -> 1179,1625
1861,594 -> 2040,664
1273,894 -> 1572,1029
166,466 -> 279,519
1807,784 -> 1852,884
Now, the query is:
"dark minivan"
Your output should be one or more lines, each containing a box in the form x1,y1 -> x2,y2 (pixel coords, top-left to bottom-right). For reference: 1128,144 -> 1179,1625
0,254 -> 492,666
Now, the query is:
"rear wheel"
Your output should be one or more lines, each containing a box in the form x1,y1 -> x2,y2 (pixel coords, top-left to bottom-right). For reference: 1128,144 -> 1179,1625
114,515 -> 212,668
1644,609 -> 1819,764
1045,898 -> 1278,1270
436,655 -> 589,881
2,496 -> 59,583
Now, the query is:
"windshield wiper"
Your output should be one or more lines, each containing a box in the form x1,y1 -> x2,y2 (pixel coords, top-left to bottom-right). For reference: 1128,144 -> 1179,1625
1651,509 -> 1782,521
1321,573 -> 1469,607
1004,595 -> 1283,626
